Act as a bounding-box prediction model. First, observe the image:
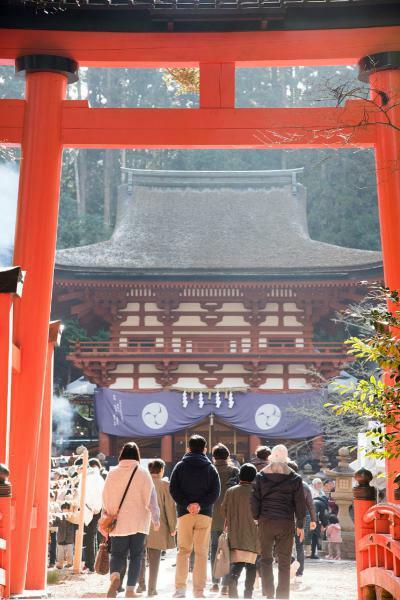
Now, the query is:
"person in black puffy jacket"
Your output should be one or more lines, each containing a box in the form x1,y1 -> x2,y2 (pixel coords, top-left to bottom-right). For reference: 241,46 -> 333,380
251,445 -> 306,600
170,435 -> 221,599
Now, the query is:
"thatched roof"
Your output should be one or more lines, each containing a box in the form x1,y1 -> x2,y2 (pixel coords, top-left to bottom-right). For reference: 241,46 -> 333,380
56,169 -> 382,280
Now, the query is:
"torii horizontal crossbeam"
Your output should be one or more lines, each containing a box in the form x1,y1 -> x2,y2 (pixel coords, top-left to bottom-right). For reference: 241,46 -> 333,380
0,99 -> 376,149
0,26 -> 399,67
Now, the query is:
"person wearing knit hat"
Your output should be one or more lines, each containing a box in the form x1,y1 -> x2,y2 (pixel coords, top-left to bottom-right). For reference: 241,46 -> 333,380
250,444 -> 306,599
268,444 -> 289,464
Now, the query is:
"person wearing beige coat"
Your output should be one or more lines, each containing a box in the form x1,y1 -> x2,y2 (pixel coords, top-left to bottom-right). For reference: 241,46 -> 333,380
139,459 -> 177,596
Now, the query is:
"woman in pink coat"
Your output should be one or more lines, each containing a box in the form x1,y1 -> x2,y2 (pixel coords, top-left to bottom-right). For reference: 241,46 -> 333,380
102,442 -> 160,598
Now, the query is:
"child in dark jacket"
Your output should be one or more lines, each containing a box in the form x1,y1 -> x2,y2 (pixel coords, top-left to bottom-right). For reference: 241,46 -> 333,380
52,501 -> 78,569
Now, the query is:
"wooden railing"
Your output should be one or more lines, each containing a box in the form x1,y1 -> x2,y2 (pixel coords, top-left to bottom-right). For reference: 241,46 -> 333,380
0,536 -> 7,600
71,338 -> 347,357
354,468 -> 400,600
358,503 -> 400,599
0,469 -> 12,600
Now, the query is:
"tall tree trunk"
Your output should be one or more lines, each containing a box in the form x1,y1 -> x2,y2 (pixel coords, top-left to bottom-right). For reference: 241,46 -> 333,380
103,70 -> 114,228
274,68 -> 288,170
73,150 -> 82,216
121,149 -> 127,183
75,75 -> 87,217
103,150 -> 113,227
78,150 -> 87,216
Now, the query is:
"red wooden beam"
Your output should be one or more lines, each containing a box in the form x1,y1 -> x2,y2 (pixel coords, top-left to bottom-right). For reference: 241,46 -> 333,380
0,97 -> 378,149
200,63 -> 235,109
0,100 -> 24,145
61,99 -> 377,148
0,27 -> 400,67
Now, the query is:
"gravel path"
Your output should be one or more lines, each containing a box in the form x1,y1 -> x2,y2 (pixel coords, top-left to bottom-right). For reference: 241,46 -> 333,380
49,551 -> 357,600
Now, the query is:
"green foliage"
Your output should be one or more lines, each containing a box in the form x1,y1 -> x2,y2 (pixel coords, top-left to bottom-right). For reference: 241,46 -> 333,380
57,192 -> 111,249
328,285 -> 400,460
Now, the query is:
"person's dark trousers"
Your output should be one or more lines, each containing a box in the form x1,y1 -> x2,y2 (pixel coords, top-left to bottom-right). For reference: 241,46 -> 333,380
294,534 -> 304,576
311,527 -> 320,558
210,530 -> 221,584
211,530 -> 229,586
83,512 -> 101,571
255,556 -> 265,596
49,531 -> 57,566
258,519 -> 295,600
110,533 -> 146,587
119,560 -> 128,593
229,562 -> 257,599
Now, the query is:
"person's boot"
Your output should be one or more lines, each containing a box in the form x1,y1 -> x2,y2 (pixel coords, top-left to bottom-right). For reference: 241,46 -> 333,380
107,573 -> 121,598
243,591 -> 253,599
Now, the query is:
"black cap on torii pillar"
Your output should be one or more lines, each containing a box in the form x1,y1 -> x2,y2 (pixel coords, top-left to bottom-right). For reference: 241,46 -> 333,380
358,51 -> 400,83
15,54 -> 79,83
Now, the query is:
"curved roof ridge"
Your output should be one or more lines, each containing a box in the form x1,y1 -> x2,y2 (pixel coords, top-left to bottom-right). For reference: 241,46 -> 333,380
121,168 -> 304,188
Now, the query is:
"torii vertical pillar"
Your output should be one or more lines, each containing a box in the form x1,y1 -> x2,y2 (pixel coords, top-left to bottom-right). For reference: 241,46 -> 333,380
26,321 -> 62,591
9,56 -> 77,594
0,267 -> 23,466
359,52 -> 400,503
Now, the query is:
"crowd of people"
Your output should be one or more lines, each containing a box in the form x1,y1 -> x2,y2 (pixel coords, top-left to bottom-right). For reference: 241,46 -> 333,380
49,456 -> 106,570
48,439 -> 342,600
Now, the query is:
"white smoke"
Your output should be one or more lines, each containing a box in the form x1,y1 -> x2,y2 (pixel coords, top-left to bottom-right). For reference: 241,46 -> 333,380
52,394 -> 74,442
0,164 -> 19,266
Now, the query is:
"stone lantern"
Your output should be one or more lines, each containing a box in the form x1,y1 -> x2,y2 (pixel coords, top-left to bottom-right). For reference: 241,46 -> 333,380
301,463 -> 314,484
312,455 -> 332,480
325,447 -> 356,559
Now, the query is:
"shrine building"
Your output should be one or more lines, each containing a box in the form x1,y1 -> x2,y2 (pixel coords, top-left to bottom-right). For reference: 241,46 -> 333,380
53,168 -> 382,464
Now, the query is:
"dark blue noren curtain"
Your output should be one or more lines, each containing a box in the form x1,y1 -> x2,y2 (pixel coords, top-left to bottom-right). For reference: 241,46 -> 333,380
95,388 -> 322,439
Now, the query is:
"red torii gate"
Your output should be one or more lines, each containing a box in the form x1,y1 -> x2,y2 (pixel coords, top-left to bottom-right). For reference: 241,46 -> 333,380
0,23 -> 399,599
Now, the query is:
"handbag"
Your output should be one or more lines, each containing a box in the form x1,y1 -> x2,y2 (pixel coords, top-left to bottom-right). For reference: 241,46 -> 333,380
213,532 -> 230,579
94,540 -> 110,575
98,465 -> 138,536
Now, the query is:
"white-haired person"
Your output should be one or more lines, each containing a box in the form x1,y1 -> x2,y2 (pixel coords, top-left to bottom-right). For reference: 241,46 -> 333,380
310,478 -> 324,499
250,444 -> 306,600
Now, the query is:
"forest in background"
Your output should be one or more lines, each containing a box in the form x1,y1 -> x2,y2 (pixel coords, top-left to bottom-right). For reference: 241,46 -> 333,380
0,63 -> 380,253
